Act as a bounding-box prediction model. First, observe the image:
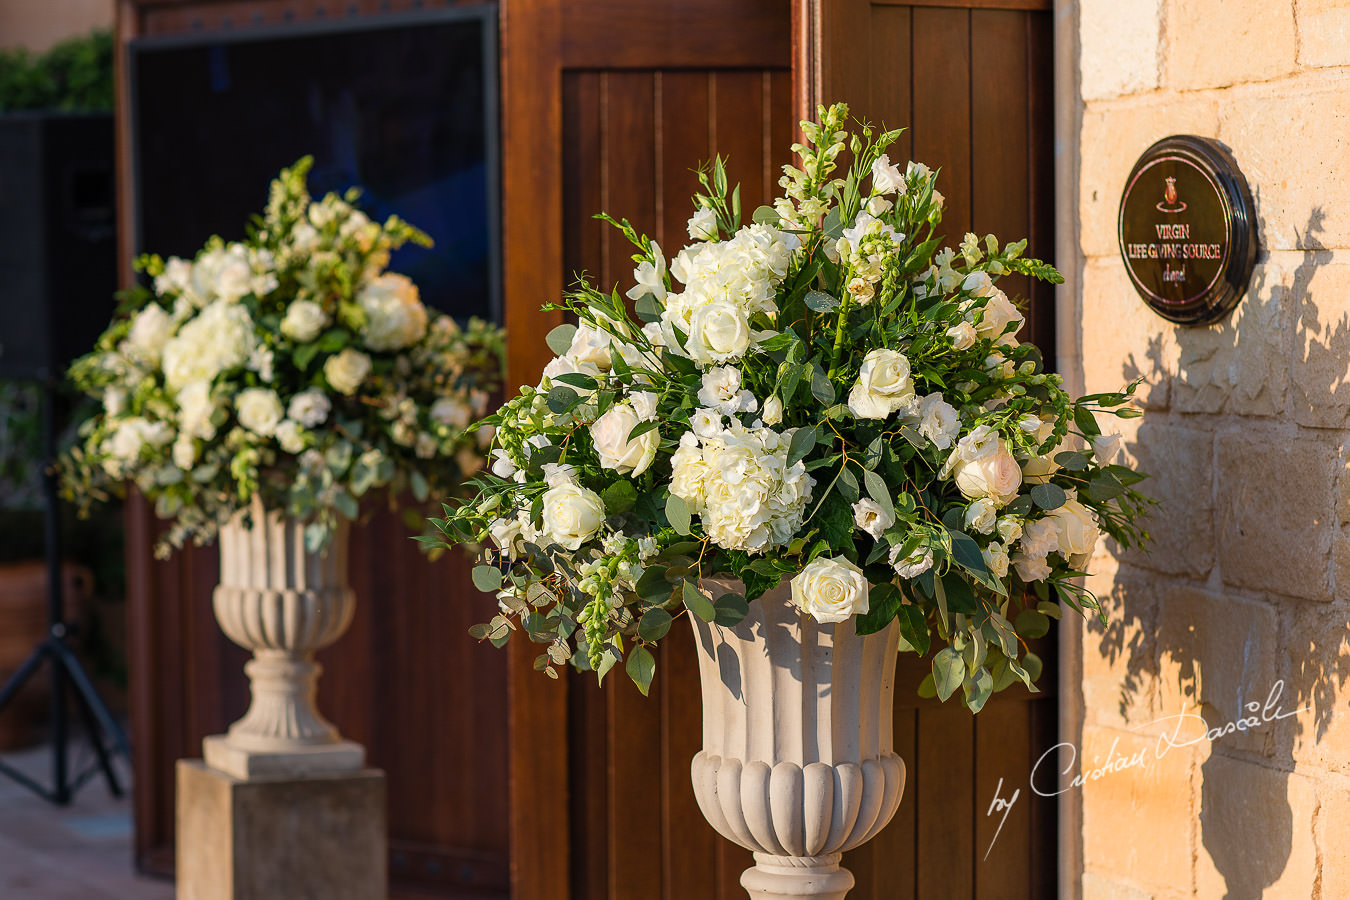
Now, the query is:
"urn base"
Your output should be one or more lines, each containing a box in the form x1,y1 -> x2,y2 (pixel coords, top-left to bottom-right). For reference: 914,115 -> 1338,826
741,853 -> 854,900
203,735 -> 365,781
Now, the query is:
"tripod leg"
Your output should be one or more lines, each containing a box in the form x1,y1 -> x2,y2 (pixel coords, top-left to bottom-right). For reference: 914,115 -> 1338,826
54,641 -> 131,759
69,668 -> 122,797
51,642 -> 69,805
0,644 -> 49,709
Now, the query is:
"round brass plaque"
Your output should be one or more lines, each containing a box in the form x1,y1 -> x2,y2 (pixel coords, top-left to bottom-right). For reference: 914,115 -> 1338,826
1117,135 -> 1257,325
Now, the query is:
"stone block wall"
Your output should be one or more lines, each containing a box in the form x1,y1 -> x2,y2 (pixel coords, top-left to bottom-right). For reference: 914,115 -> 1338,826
1072,1 -> 1350,896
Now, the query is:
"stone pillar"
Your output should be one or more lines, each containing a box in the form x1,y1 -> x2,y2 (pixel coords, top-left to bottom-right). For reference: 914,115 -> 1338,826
176,761 -> 387,900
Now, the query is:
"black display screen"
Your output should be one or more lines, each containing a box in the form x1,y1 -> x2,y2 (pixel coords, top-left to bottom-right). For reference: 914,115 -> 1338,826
129,8 -> 498,322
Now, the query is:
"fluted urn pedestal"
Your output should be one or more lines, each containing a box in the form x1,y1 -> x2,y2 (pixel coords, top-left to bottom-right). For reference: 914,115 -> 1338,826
690,582 -> 905,900
202,499 -> 363,780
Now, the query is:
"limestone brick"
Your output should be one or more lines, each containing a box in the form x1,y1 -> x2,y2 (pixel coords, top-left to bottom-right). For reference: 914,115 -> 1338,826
1215,433 -> 1335,602
1155,587 -> 1279,757
1115,421 -> 1214,579
1315,778 -> 1350,891
1166,0 -> 1297,90
1080,98 -> 1221,261
1193,759 -> 1318,899
1082,872 -> 1153,900
1171,258 -> 1292,418
1297,0 -> 1350,68
1080,725 -> 1197,894
1286,601 -> 1350,774
1290,260 -> 1350,428
1218,86 -> 1350,253
1079,0 -> 1161,101
1079,258 -> 1176,410
1082,562 -> 1162,731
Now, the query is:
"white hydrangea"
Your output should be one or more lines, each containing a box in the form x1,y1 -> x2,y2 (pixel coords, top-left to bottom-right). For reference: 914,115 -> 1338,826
358,273 -> 428,352
160,300 -> 256,391
668,420 -> 815,553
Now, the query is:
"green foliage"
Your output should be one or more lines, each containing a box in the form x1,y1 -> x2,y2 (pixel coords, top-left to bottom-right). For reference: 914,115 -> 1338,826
0,30 -> 113,112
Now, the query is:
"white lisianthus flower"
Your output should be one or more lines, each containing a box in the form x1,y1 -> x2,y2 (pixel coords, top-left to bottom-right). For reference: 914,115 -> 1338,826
629,391 -> 658,421
235,388 -> 284,437
121,304 -> 173,366
890,542 -> 934,578
1012,551 -> 1053,582
689,408 -> 723,439
590,402 -> 659,476
983,542 -> 1010,578
541,462 -> 578,487
687,206 -> 718,241
539,355 -> 602,393
626,246 -> 668,301
161,300 -> 255,391
488,516 -> 525,560
540,483 -> 606,551
762,395 -> 784,426
697,366 -> 755,414
177,380 -> 219,440
906,160 -> 932,182
791,556 -> 869,624
274,420 -> 307,454
686,300 -> 752,365
280,300 -> 328,343
866,195 -> 893,217
848,348 -> 917,420
324,347 -> 372,395
852,498 -> 895,540
916,392 -> 960,450
430,397 -> 472,429
964,498 -> 998,534
946,320 -> 977,351
358,273 -> 428,352
1019,517 -> 1059,560
976,290 -> 1025,344
1093,432 -> 1123,465
286,388 -> 331,428
870,153 -> 905,195
941,425 -> 1022,507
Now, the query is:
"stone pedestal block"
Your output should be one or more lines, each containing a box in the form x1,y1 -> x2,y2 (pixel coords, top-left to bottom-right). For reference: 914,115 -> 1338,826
176,760 -> 387,900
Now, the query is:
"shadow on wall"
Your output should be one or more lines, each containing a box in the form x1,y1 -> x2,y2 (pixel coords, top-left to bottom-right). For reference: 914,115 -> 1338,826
1095,208 -> 1350,898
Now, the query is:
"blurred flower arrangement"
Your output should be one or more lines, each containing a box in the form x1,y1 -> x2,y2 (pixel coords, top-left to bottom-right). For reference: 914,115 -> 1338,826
62,157 -> 505,555
431,103 -> 1150,711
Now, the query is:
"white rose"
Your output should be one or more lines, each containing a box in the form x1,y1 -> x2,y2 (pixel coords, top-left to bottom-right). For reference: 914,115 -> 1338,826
629,391 -> 658,421
280,300 -> 328,343
962,270 -> 996,298
540,483 -> 606,550
287,388 -> 331,428
1049,497 -> 1098,558
686,300 -> 751,365
590,403 -> 659,475
848,349 -> 917,420
852,498 -> 895,540
870,153 -> 905,194
324,347 -> 372,395
122,304 -> 173,365
943,425 -> 1022,506
1093,432 -> 1122,465
996,516 -> 1024,543
1013,551 -> 1052,583
1021,453 -> 1060,485
964,498 -> 998,534
946,320 -> 977,351
488,517 -> 524,560
567,321 -> 618,369
358,273 -> 428,351
791,555 -> 869,624
687,206 -> 718,241
430,397 -> 472,429
235,388 -> 284,437
916,392 -> 960,450
983,542 -> 1010,578
274,420 -> 306,454
889,542 -> 935,578
762,395 -> 784,426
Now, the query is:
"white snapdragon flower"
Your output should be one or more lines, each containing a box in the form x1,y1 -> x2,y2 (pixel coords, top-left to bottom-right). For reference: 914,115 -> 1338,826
590,402 -> 659,476
235,388 -> 284,437
791,556 -> 869,624
870,153 -> 905,195
280,300 -> 328,343
941,425 -> 1022,507
964,498 -> 999,534
324,347 -> 372,395
540,483 -> 606,550
848,349 -> 917,420
687,206 -> 718,241
626,246 -> 668,302
358,273 -> 428,352
915,392 -> 960,450
852,498 -> 895,540
890,543 -> 934,578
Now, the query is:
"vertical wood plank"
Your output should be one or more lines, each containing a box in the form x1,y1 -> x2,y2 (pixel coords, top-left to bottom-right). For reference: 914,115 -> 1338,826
916,704 -> 975,896
712,71 -> 768,219
974,700 -> 1033,899
868,5 -> 913,159
910,6 -> 972,241
564,71 -> 605,288
656,72 -> 712,257
1025,9 -> 1057,363
769,70 -> 795,204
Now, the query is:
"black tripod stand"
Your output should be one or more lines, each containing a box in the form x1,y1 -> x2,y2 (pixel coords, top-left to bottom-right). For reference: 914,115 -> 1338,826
0,377 -> 130,804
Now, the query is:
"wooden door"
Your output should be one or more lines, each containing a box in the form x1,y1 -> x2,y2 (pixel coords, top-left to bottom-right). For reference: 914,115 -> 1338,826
798,1 -> 1060,897
116,3 -> 511,898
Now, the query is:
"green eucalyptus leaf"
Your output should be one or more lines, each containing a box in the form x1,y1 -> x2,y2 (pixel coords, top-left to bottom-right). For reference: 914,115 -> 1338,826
626,646 -> 656,696
546,323 -> 578,355
933,646 -> 964,702
713,592 -> 750,626
472,565 -> 503,592
1031,482 -> 1067,511
638,608 -> 673,642
1015,608 -> 1051,639
682,580 -> 716,622
666,494 -> 692,535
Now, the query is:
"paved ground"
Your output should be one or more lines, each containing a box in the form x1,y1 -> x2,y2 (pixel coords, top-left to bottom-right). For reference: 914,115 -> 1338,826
0,743 -> 174,899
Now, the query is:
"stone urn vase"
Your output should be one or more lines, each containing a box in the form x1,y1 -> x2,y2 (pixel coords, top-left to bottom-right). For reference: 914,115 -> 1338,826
689,582 -> 905,900
202,498 -> 363,780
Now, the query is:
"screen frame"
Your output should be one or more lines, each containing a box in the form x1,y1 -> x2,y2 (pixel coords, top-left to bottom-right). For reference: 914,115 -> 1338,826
126,3 -> 502,324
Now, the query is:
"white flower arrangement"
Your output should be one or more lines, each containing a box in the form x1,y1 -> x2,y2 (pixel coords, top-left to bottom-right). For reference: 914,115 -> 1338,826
63,157 -> 505,555
432,104 -> 1151,711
